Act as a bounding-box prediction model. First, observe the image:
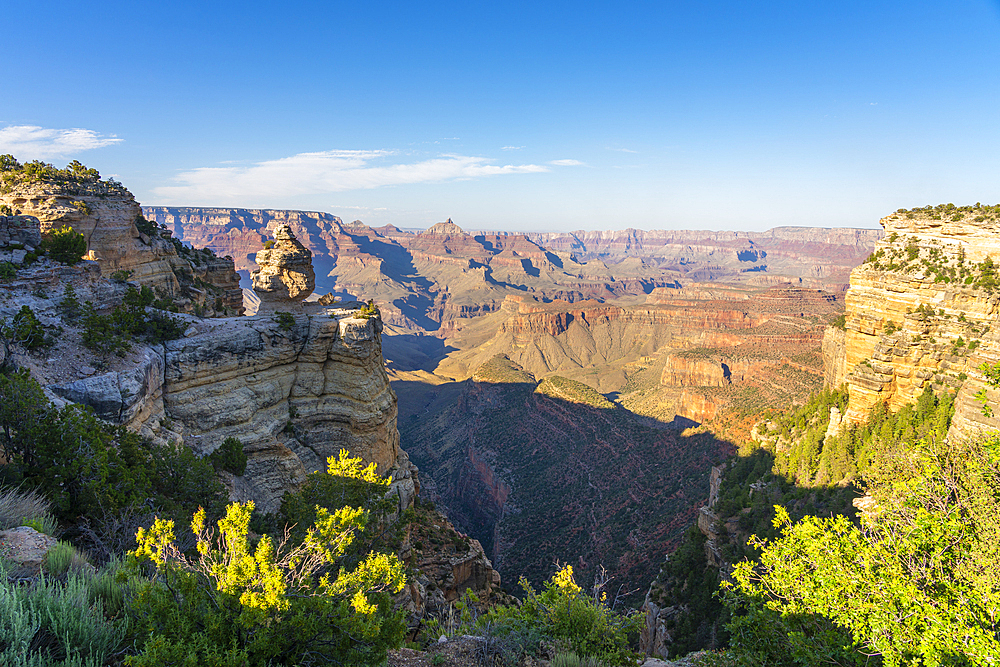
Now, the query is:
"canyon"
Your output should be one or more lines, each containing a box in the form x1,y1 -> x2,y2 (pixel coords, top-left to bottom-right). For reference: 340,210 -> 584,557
137,205 -> 884,598
143,206 -> 880,333
823,204 -> 1000,435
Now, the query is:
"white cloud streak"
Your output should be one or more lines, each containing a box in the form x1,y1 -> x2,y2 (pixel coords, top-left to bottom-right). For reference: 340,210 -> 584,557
0,125 -> 123,159
550,159 -> 585,166
153,150 -> 549,204
501,145 -> 525,151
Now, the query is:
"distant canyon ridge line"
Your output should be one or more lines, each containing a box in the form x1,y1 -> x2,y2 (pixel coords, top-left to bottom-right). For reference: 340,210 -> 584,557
143,206 -> 884,334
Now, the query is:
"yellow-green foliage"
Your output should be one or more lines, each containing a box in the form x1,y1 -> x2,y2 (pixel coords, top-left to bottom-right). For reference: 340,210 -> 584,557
479,564 -> 641,665
356,299 -> 380,320
724,435 -> 1000,666
129,452 -> 407,666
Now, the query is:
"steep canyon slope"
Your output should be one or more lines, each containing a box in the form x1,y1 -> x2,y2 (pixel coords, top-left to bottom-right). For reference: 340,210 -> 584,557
640,202 -> 1000,659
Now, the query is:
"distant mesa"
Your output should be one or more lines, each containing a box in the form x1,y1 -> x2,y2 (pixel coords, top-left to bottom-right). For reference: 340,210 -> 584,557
424,218 -> 465,235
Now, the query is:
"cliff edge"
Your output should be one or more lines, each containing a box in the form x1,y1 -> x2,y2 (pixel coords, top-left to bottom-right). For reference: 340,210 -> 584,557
824,203 -> 1000,439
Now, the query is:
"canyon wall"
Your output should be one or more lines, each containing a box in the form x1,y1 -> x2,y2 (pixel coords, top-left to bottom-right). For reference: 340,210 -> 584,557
827,206 -> 1000,435
3,215 -> 411,515
146,206 -> 882,333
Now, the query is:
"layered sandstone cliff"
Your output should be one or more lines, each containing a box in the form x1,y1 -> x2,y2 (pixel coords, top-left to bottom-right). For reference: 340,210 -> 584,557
2,182 -> 241,316
825,205 -> 1000,436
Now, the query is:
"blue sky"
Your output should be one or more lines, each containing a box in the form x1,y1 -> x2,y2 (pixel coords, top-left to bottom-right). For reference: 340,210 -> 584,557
1,1 -> 998,232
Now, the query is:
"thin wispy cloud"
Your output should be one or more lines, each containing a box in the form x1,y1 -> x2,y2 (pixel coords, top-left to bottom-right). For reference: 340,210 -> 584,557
0,125 -> 123,159
153,150 -> 549,204
501,145 -> 525,151
607,147 -> 638,153
550,159 -> 585,166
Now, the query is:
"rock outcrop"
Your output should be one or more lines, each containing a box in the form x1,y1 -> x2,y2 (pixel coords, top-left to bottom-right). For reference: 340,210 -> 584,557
0,214 -> 42,249
827,205 -> 1000,430
162,303 -> 402,513
251,225 -> 315,313
2,182 -> 241,316
0,526 -> 59,578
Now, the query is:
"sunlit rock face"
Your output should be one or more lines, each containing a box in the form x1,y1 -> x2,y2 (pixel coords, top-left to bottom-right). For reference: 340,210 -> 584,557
251,224 -> 315,313
823,206 -> 1000,435
1,184 -> 242,316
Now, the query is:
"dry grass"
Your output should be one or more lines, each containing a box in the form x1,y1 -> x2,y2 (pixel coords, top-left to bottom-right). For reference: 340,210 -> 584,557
0,484 -> 52,530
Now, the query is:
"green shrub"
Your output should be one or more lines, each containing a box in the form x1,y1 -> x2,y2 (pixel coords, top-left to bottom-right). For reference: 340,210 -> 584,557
57,283 -> 82,318
135,214 -> 161,237
273,311 -> 295,331
110,269 -> 134,282
70,200 -> 92,216
20,513 -> 59,536
208,437 -> 247,476
552,653 -> 582,667
0,261 -> 15,281
127,485 -> 407,666
81,286 -> 186,356
0,370 -> 228,531
44,225 -> 87,265
723,434 -> 1000,665
279,449 -> 405,554
0,559 -> 126,666
5,305 -> 52,351
830,314 -> 846,330
263,239 -> 275,249
478,565 -> 641,665
44,540 -> 90,576
356,299 -> 379,319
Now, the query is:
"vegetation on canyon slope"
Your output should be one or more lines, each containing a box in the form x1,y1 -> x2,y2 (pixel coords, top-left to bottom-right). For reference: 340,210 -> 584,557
0,368 -> 410,666
651,376 -> 1000,665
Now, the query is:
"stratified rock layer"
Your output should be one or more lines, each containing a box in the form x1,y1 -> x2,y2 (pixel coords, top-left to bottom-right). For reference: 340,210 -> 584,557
2,186 -> 242,316
827,206 -> 1000,438
252,225 -> 315,312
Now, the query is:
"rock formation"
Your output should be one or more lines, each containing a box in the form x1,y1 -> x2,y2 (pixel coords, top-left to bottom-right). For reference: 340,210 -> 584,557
145,206 -> 879,332
2,181 -> 242,316
825,205 -> 1000,432
0,214 -> 42,249
251,225 -> 315,313
3,214 -> 407,515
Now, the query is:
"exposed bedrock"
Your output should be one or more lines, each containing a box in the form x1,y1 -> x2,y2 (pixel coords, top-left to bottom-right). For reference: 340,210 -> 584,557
251,224 -> 315,313
41,302 -> 409,515
162,304 -> 403,513
824,207 -> 1000,436
2,186 -> 242,316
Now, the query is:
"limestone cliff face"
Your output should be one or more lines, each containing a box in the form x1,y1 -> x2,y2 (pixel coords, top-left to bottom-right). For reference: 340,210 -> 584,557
162,303 -> 403,513
828,206 -> 1000,433
32,299 -> 407,515
2,186 -> 241,316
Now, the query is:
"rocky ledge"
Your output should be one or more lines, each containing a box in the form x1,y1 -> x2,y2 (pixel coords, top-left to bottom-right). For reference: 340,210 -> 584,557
823,204 -> 1000,438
